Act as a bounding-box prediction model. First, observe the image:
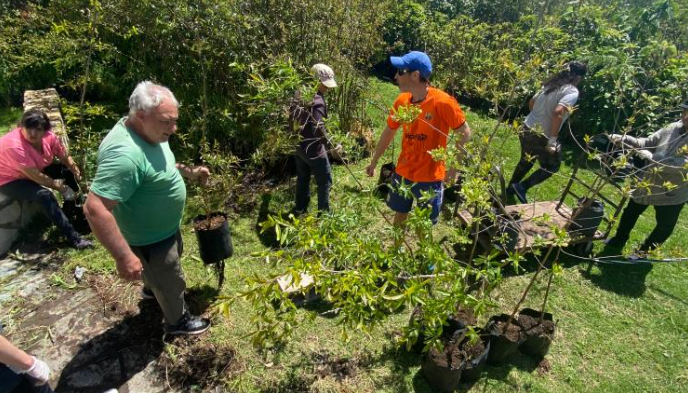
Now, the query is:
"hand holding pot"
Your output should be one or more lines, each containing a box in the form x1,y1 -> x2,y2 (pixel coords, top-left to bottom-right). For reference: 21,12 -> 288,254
116,254 -> 143,281
365,161 -> 376,177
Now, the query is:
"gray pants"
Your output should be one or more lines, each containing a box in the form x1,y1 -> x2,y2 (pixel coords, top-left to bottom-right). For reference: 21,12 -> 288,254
130,231 -> 187,325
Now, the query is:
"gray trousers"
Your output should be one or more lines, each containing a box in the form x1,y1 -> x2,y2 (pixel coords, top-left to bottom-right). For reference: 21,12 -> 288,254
130,230 -> 187,325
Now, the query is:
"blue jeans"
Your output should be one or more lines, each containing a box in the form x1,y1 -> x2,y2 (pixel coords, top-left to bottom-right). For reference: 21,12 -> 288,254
0,179 -> 80,244
0,364 -> 54,393
294,152 -> 332,213
386,174 -> 443,224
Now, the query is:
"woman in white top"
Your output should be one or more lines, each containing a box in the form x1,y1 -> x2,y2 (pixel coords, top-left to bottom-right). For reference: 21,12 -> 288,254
508,61 -> 587,203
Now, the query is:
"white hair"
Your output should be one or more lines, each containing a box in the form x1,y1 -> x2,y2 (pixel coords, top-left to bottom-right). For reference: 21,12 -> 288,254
128,81 -> 179,116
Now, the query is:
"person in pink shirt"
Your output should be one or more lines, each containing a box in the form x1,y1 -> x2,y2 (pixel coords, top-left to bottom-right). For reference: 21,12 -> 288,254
0,109 -> 92,249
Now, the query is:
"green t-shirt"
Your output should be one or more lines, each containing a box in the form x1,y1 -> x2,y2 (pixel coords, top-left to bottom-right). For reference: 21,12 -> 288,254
91,118 -> 186,246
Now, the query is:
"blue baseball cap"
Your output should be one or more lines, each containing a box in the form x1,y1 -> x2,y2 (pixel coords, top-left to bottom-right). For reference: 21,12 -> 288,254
390,51 -> 432,78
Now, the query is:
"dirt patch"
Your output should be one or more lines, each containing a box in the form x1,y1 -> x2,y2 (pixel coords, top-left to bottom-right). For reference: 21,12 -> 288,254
312,352 -> 358,381
494,320 -> 524,342
158,337 -> 237,390
86,273 -> 142,317
536,358 -> 552,376
429,336 -> 485,370
193,215 -> 227,231
518,313 -> 555,338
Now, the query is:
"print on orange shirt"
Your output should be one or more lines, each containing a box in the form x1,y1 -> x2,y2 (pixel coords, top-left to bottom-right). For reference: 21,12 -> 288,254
387,87 -> 466,182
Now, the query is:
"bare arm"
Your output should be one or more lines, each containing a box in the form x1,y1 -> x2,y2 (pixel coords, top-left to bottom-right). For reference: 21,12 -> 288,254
176,163 -> 210,185
366,126 -> 398,177
0,335 -> 34,370
18,167 -> 63,190
56,152 -> 82,181
83,192 -> 142,281
549,104 -> 567,139
446,122 -> 472,182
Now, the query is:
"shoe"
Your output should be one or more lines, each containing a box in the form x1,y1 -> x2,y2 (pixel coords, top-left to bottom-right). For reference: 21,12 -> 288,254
164,312 -> 211,335
72,238 -> 94,250
141,287 -> 156,300
511,183 -> 528,204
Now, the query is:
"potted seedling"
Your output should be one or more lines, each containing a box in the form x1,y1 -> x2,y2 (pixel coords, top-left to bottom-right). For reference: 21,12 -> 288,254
191,143 -> 239,286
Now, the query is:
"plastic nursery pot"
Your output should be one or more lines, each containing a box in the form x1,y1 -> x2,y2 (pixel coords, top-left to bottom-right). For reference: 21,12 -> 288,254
517,308 -> 555,358
422,347 -> 465,393
460,333 -> 491,383
193,212 -> 234,265
376,162 -> 396,197
568,198 -> 605,238
485,314 -> 524,365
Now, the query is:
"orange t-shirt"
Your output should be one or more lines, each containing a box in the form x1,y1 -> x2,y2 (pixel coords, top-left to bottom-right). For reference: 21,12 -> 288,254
387,87 -> 466,182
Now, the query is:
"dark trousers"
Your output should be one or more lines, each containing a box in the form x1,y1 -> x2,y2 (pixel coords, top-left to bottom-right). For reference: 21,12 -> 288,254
130,231 -> 187,325
294,152 -> 332,213
509,129 -> 562,190
0,364 -> 54,393
613,199 -> 685,251
0,176 -> 80,244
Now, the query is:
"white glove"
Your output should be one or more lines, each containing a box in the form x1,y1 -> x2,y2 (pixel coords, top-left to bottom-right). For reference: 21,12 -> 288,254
635,149 -> 653,161
609,134 -> 624,144
545,136 -> 559,154
10,356 -> 50,385
60,185 -> 76,201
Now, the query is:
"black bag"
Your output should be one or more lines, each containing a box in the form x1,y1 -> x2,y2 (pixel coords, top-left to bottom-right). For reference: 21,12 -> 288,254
568,198 -> 605,238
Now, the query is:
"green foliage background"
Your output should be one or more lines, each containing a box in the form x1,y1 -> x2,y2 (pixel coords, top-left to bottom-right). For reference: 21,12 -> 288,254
1,0 -> 687,167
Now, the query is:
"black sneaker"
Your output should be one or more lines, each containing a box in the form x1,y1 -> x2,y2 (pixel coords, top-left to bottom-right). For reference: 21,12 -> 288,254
72,238 -> 94,250
141,287 -> 156,300
165,312 -> 210,335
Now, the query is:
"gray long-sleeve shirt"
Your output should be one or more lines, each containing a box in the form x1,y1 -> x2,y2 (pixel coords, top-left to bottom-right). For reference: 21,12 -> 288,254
622,120 -> 688,205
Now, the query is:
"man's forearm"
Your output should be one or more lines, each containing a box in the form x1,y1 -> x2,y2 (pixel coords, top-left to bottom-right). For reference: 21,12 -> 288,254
176,163 -> 194,179
453,123 -> 471,165
84,201 -> 134,262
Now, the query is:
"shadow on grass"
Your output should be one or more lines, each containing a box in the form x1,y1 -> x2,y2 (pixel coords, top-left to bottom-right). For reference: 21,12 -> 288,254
255,193 -> 282,249
54,286 -> 217,392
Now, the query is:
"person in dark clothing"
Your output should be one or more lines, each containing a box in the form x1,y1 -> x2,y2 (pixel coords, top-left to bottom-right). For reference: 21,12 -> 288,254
605,100 -> 688,254
292,63 -> 339,215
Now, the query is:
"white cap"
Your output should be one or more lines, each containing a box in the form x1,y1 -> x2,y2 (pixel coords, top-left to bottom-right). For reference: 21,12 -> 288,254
311,63 -> 337,88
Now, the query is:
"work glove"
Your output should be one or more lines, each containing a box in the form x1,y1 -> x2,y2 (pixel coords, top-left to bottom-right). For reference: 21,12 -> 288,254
608,134 -> 624,144
635,149 -> 653,162
59,185 -> 77,201
9,356 -> 50,385
545,136 -> 559,154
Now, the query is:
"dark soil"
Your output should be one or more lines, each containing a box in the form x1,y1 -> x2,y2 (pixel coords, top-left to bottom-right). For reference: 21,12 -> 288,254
518,313 -> 555,338
312,352 -> 357,381
494,320 -> 524,342
454,308 -> 477,326
158,337 -> 236,389
194,215 -> 226,231
429,337 -> 485,370
536,358 -> 552,376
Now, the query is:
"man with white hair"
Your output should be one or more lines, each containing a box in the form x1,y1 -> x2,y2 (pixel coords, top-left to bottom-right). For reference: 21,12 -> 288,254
84,81 -> 211,335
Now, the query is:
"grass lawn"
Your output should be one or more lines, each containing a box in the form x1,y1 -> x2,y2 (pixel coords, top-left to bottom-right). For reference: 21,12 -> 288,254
0,106 -> 21,136
5,80 -> 688,392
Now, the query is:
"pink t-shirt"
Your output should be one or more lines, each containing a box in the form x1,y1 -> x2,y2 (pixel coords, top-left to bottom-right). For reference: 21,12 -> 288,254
0,127 -> 66,187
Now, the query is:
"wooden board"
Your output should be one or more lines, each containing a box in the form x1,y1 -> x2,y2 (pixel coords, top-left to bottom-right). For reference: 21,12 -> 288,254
456,201 -> 604,252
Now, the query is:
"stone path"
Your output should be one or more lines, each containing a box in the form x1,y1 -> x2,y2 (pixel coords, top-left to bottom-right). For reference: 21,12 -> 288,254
1,244 -> 166,393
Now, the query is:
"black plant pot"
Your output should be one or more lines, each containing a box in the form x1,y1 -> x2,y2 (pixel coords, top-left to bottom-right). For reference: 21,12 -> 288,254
422,350 -> 464,393
460,333 -> 491,383
194,212 -> 234,265
485,314 -> 523,365
376,162 -> 396,197
517,308 -> 555,358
